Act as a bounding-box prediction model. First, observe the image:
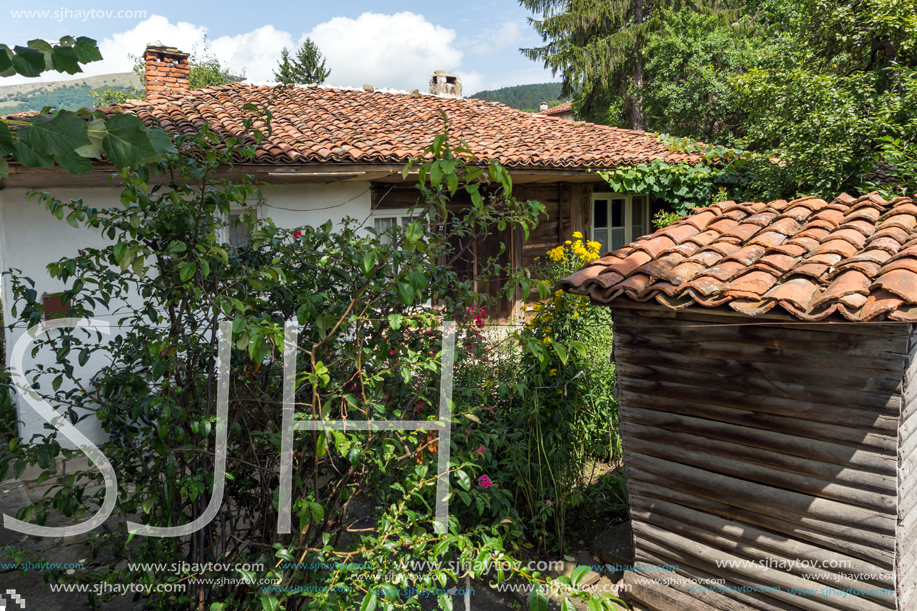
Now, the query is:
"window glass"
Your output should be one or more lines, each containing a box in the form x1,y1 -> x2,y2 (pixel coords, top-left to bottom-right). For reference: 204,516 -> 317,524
593,199 -> 608,228
611,199 -> 625,227
374,217 -> 399,244
611,227 -> 627,250
593,228 -> 608,255
228,212 -> 251,248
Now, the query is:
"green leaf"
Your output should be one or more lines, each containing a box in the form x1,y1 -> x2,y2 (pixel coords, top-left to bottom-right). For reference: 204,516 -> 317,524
167,241 -> 188,254
75,117 -> 105,159
405,221 -> 423,243
50,46 -> 82,74
260,596 -> 280,611
359,592 -> 378,611
141,497 -> 156,514
362,252 -> 377,276
561,599 -> 577,611
587,598 -> 602,611
72,37 -> 102,64
455,469 -> 471,491
101,114 -> 163,167
11,46 -> 46,77
179,262 -> 196,283
529,586 -> 548,611
570,565 -> 590,586
553,343 -> 568,366
15,111 -> 93,173
0,121 -> 14,156
397,282 -> 415,306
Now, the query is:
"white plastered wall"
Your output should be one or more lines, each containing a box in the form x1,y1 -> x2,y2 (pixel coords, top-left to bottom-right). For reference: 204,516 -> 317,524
0,179 -> 404,445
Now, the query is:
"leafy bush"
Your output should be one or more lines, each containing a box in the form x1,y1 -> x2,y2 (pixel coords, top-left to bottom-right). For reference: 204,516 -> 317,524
461,235 -> 620,556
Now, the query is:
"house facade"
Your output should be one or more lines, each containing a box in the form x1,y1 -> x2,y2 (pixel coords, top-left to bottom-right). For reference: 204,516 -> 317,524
1,45 -> 701,444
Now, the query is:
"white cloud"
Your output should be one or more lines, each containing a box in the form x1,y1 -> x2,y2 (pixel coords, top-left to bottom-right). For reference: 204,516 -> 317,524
210,26 -> 295,81
305,12 -> 463,91
467,21 -> 525,56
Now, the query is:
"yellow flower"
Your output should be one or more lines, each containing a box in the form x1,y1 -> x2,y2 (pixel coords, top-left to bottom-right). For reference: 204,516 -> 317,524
587,241 -> 602,253
544,326 -> 553,333
554,289 -> 565,297
573,312 -> 580,318
564,240 -> 572,245
549,368 -> 558,376
573,231 -> 583,239
547,246 -> 565,262
543,337 -> 552,344
532,303 -> 543,311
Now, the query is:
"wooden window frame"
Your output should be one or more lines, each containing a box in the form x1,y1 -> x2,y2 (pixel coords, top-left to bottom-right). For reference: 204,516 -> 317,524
590,192 -> 650,253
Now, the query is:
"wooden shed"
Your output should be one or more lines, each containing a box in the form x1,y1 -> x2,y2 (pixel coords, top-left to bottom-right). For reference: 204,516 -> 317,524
560,192 -> 917,611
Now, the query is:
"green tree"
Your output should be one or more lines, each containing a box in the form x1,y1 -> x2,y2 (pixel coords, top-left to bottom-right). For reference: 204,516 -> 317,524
519,0 -> 737,128
640,9 -> 761,146
273,38 -> 330,85
729,0 -> 917,197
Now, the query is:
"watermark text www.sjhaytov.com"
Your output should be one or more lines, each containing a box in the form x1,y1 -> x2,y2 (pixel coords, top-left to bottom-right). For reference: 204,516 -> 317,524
9,8 -> 146,21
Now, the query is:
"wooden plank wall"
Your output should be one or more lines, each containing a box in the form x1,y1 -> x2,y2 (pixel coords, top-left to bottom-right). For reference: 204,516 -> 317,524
612,305 -> 909,611
898,328 -> 917,611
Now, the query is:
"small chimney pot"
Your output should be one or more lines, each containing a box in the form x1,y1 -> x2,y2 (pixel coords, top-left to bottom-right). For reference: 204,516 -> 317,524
429,70 -> 462,98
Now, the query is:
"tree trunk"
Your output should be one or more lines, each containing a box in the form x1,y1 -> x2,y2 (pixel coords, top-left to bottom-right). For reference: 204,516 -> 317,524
632,0 -> 646,131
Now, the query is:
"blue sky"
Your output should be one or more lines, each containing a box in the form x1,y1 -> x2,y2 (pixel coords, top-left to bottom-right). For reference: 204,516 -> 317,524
2,0 -> 557,93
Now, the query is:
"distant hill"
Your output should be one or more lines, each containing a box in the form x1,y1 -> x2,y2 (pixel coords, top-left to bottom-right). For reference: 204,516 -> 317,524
469,82 -> 568,112
0,72 -> 140,114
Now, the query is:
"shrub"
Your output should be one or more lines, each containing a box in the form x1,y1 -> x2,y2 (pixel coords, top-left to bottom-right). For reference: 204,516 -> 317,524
462,235 -> 620,556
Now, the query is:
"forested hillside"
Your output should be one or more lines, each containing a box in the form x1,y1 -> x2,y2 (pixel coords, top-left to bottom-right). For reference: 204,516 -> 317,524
469,82 -> 567,112
0,73 -> 138,114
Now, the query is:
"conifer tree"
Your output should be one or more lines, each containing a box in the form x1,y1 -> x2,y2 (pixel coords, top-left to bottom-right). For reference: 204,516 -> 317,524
520,0 -> 735,129
274,38 -> 330,85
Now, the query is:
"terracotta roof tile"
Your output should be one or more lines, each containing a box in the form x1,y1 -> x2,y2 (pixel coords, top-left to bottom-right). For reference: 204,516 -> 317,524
561,192 -> 917,322
86,84 -> 700,169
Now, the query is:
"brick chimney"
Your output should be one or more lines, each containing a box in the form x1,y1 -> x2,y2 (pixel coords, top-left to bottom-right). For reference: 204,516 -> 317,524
429,70 -> 462,98
144,45 -> 190,97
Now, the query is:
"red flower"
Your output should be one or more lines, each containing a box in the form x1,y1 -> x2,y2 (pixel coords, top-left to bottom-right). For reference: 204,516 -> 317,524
478,475 -> 493,488
293,230 -> 302,238
390,349 -> 396,355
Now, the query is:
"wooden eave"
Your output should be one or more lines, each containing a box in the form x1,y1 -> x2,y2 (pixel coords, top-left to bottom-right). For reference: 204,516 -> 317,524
0,160 -> 617,190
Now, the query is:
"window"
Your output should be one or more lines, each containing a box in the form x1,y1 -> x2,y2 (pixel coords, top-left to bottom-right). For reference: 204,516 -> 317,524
592,193 -> 650,253
373,215 -> 416,244
227,209 -> 254,248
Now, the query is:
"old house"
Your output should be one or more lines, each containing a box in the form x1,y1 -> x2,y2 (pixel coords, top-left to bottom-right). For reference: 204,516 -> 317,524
1,45 -> 700,444
538,100 -> 575,122
561,192 -> 917,611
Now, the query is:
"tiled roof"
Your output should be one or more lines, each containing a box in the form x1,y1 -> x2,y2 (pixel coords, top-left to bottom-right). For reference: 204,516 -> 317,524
560,192 -> 917,322
538,100 -> 573,116
101,84 -> 700,168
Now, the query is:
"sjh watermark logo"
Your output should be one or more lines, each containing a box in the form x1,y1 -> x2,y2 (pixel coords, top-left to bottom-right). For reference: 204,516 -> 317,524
0,589 -> 25,611
4,318 -> 457,538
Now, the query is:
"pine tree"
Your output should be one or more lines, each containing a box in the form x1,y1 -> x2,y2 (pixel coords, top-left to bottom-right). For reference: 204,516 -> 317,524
519,0 -> 735,129
273,39 -> 330,85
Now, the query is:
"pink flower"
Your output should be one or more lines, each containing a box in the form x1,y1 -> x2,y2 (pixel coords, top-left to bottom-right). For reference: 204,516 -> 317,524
390,349 -> 396,355
478,474 -> 493,488
545,499 -> 553,506
293,230 -> 302,238
475,446 -> 486,456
